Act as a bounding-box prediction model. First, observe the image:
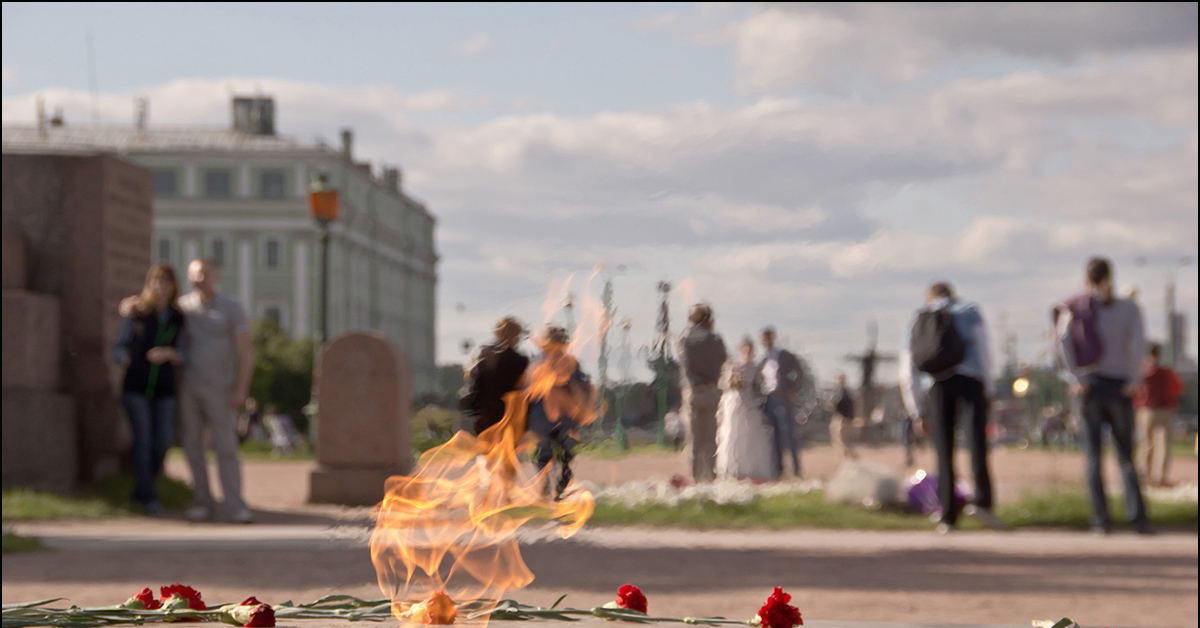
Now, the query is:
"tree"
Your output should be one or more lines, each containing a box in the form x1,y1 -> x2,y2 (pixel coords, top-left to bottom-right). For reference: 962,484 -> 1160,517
249,319 -> 315,434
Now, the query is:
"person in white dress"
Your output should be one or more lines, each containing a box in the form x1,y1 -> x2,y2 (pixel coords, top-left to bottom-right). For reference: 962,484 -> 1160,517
716,338 -> 777,482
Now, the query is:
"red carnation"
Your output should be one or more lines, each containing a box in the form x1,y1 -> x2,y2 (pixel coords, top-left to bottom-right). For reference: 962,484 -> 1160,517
615,584 -> 648,614
240,597 -> 262,607
756,587 -> 802,628
244,604 -> 275,627
160,584 -> 206,611
130,588 -> 162,610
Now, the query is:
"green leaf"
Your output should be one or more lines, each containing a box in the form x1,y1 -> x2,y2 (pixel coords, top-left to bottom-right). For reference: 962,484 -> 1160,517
3,600 -> 66,610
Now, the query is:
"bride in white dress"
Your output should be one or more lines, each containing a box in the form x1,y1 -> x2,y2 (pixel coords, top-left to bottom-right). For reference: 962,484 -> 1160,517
715,338 -> 776,482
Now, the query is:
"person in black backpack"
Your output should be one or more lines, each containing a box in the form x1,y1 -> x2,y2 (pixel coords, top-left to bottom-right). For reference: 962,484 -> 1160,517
113,263 -> 187,515
899,282 -> 1001,534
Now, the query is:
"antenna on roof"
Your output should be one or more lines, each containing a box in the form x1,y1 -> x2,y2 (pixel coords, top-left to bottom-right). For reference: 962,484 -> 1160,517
86,31 -> 99,124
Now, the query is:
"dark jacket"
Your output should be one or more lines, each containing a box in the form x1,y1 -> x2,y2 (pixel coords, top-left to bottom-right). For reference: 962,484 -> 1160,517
461,343 -> 530,435
119,306 -> 186,399
833,385 -> 855,418
677,325 -> 728,387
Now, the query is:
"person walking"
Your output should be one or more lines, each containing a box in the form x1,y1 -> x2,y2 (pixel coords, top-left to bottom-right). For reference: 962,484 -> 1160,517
758,326 -> 804,479
900,282 -> 1002,534
1054,257 -> 1150,535
121,258 -> 254,523
524,325 -> 592,501
461,317 -> 530,436
1134,343 -> 1184,487
827,372 -> 859,464
676,304 -> 728,483
113,263 -> 186,515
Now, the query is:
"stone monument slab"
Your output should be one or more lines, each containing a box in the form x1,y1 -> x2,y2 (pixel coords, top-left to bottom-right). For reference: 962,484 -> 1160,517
1,388 -> 77,491
2,290 -> 62,390
309,331 -> 412,506
2,231 -> 28,290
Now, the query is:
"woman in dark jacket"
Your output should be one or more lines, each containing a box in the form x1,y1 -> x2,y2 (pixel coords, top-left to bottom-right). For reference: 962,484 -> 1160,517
113,263 -> 186,514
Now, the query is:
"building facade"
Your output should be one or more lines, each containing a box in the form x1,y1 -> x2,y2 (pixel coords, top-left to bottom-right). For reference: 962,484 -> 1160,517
2,97 -> 438,393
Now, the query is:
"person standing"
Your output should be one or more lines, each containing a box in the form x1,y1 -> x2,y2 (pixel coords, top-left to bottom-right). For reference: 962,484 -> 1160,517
460,317 -> 530,436
676,304 -> 728,483
715,338 -> 775,482
900,282 -> 1002,534
1054,257 -> 1150,535
113,263 -> 186,515
758,326 -> 803,479
1134,343 -> 1184,487
827,372 -> 859,464
121,258 -> 254,523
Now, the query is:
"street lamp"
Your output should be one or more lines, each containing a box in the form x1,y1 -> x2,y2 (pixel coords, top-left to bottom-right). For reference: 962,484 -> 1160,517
308,172 -> 339,349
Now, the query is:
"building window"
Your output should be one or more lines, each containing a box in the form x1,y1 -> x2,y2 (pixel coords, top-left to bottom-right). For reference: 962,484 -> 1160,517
153,171 -> 178,197
204,170 -> 232,198
264,306 -> 281,327
211,239 -> 226,267
260,170 -> 286,199
265,239 -> 280,269
157,239 -> 171,262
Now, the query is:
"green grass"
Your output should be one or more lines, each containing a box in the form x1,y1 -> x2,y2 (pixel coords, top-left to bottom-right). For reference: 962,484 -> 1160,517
2,475 -> 192,521
589,486 -> 1198,532
1,532 -> 45,553
1171,437 -> 1197,460
575,440 -> 679,460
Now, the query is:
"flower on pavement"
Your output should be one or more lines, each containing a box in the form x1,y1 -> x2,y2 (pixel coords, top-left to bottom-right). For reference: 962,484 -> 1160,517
615,584 -> 648,614
408,591 -> 456,624
754,587 -> 802,628
160,584 -> 206,611
122,588 -> 162,610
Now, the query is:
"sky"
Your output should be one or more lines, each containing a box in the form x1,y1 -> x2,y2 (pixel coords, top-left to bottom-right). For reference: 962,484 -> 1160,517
3,2 -> 1197,385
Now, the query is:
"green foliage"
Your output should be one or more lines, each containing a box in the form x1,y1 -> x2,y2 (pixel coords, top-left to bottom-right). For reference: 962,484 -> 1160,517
2,475 -> 192,521
250,318 -> 315,434
574,440 -> 676,460
1,532 -> 45,553
434,364 -> 468,409
410,406 -> 461,454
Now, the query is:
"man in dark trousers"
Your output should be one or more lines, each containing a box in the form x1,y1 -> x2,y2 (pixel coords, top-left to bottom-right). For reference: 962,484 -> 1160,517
758,326 -> 804,479
1055,258 -> 1150,535
461,317 -> 529,436
900,282 -> 1002,534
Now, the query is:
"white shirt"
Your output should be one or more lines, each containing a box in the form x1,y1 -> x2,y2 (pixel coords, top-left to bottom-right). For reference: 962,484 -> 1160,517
760,347 -> 781,395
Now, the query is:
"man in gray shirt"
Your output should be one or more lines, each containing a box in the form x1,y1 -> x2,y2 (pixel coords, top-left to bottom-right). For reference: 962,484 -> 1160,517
676,303 -> 727,483
123,258 -> 255,523
1054,257 -> 1149,535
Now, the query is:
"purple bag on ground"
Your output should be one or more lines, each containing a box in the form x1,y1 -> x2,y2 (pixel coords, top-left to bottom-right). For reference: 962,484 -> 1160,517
1058,293 -> 1103,368
906,471 -> 968,516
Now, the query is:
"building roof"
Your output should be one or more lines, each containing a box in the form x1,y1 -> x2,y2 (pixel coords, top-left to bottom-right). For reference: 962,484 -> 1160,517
1,124 -> 327,155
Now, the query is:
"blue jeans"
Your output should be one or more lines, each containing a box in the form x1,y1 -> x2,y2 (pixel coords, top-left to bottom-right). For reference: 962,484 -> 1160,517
764,393 -> 800,477
122,392 -> 177,505
1080,376 -> 1146,529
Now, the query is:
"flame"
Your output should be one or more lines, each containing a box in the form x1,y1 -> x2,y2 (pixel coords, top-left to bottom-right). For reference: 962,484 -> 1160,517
370,291 -> 599,621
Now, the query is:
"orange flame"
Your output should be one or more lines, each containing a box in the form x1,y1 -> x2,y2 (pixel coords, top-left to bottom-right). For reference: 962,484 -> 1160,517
370,301 -> 598,621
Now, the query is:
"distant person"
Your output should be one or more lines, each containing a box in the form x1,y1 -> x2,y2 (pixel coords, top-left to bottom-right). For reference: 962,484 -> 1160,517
715,337 -> 774,482
525,325 -> 592,500
827,372 -> 859,464
676,304 -> 728,483
460,317 -> 530,436
239,397 -> 264,443
1054,257 -> 1150,535
121,258 -> 254,523
113,263 -> 187,516
758,326 -> 804,479
1134,343 -> 1183,488
263,404 -> 300,456
900,282 -> 1002,534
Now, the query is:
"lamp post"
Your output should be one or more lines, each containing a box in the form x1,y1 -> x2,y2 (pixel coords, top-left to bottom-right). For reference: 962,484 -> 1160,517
309,173 -> 340,348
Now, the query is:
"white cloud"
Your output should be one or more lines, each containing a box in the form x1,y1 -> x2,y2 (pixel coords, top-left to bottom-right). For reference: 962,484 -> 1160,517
450,32 -> 494,58
3,28 -> 1195,381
